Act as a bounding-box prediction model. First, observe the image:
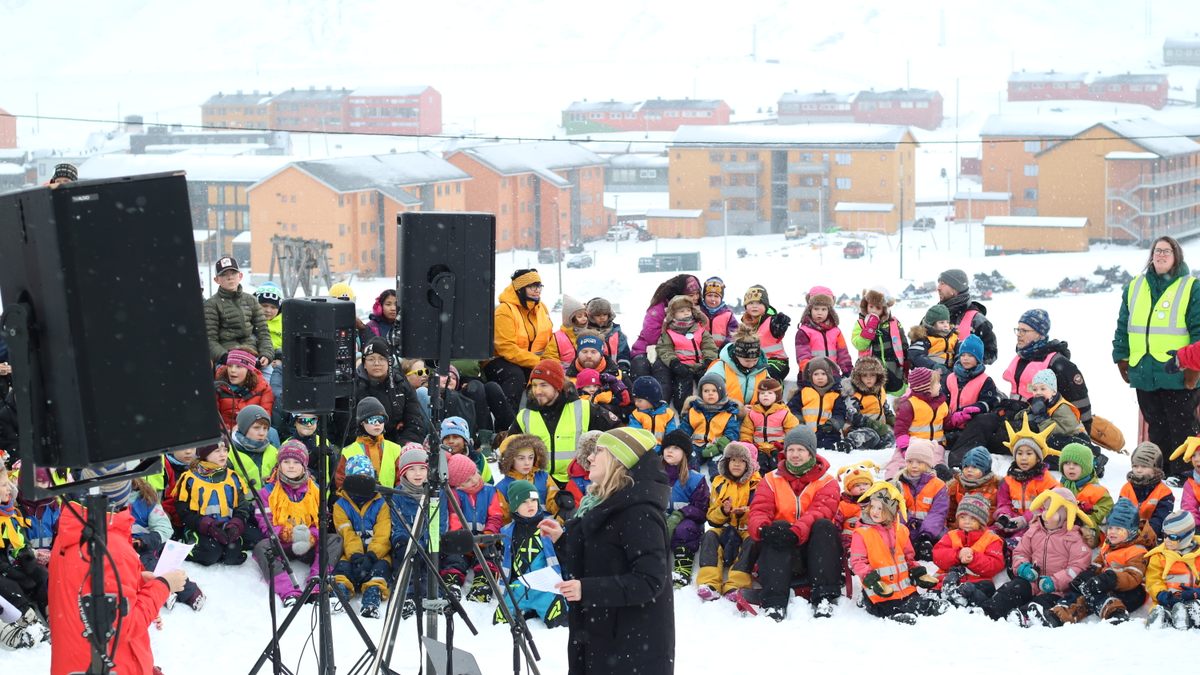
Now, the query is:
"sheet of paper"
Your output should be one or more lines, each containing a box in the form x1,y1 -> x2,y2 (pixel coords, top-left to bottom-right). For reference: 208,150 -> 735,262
153,540 -> 194,576
519,566 -> 565,594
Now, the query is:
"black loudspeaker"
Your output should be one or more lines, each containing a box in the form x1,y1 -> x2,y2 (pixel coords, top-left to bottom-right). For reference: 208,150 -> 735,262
395,212 -> 496,359
280,297 -> 356,414
0,172 -> 219,467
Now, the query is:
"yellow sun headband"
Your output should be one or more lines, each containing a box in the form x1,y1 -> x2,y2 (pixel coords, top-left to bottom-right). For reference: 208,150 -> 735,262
1170,437 -> 1200,463
1030,490 -> 1094,531
857,480 -> 907,522
1003,415 -> 1059,459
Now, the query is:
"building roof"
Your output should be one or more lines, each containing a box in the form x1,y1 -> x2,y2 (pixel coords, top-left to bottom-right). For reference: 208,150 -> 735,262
979,114 -> 1096,138
349,86 -> 433,98
834,202 -> 893,213
451,142 -> 605,187
1105,151 -> 1159,160
779,91 -> 855,104
203,91 -> 274,106
1008,71 -> 1087,83
1165,36 -> 1200,49
565,100 -> 638,113
982,216 -> 1087,229
955,191 -> 1011,201
271,87 -> 353,102
608,154 -> 669,169
646,209 -> 703,218
269,152 -> 470,195
854,88 -> 940,101
671,123 -> 913,148
1092,118 -> 1200,157
639,98 -> 725,110
78,153 -> 291,183
1092,73 -> 1168,85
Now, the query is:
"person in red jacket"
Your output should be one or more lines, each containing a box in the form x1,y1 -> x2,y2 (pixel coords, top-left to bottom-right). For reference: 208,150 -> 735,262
933,493 -> 1005,606
215,347 -> 274,430
49,466 -> 188,675
745,425 -> 842,621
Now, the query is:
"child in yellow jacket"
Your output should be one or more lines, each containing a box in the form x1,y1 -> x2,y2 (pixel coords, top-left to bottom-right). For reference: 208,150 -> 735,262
1145,510 -> 1200,629
695,441 -> 761,601
332,455 -> 393,618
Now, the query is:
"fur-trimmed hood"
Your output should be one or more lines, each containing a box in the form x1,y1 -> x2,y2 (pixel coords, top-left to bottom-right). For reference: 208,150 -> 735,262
858,286 -> 894,320
498,433 -> 549,474
802,293 -> 839,328
718,441 -> 759,484
664,294 -> 707,334
802,356 -> 841,390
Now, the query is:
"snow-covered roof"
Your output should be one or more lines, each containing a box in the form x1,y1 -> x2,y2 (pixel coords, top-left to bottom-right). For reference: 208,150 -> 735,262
0,164 -> 24,176
232,231 -> 252,243
452,142 -> 605,187
646,209 -> 703,218
979,115 -> 1095,138
193,230 -> 212,242
143,143 -> 273,156
779,91 -> 855,104
565,100 -> 638,113
264,152 -> 470,194
0,149 -> 28,161
1008,71 -> 1087,83
272,87 -> 352,102
78,154 -> 292,183
983,216 -> 1087,229
607,154 -> 669,169
671,123 -> 912,148
1105,151 -> 1159,160
1092,73 -> 1168,85
1096,118 -> 1200,158
955,191 -> 1010,201
349,86 -> 432,98
203,91 -> 273,106
1164,36 -> 1200,49
855,88 -> 940,102
834,202 -> 893,213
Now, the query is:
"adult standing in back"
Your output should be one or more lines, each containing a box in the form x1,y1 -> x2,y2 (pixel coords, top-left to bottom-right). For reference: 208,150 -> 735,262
936,268 -> 997,365
486,269 -> 554,411
1113,236 -> 1200,479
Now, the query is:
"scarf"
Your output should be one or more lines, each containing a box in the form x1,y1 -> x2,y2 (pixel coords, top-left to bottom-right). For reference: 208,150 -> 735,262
786,457 -> 816,476
703,302 -> 728,319
396,477 -> 426,500
1060,474 -> 1095,493
957,470 -> 995,491
268,478 -> 319,529
693,397 -> 731,415
1127,469 -> 1165,487
941,291 -> 970,315
190,460 -> 226,480
574,493 -> 601,519
234,430 -> 268,454
1007,462 -> 1045,483
1017,338 -> 1050,360
953,361 -> 985,381
669,318 -> 697,334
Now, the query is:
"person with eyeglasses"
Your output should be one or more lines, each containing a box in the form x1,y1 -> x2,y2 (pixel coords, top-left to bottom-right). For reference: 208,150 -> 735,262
1113,236 -> 1200,480
344,337 -> 428,448
485,269 -> 554,411
935,269 -> 998,366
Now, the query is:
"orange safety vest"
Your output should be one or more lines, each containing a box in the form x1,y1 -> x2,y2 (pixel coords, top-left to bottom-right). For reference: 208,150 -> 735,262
746,405 -> 791,446
901,476 -> 946,521
667,327 -> 706,365
926,333 -> 959,369
859,524 -> 916,603
764,470 -> 836,523
1119,481 -> 1173,522
854,391 -> 886,421
1189,477 -> 1200,507
1148,544 -> 1200,597
1098,541 -> 1147,575
711,312 -> 734,348
838,499 -> 863,539
1047,399 -> 1081,423
946,372 -> 986,411
1004,472 -> 1060,514
798,387 -> 840,427
553,329 -> 577,367
1073,483 -> 1109,515
632,408 -> 677,443
499,302 -> 552,355
687,405 -> 735,447
907,396 -> 947,443
720,361 -> 768,407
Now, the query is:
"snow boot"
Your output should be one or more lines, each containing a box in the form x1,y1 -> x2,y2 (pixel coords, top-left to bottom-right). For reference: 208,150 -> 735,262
441,572 -> 464,601
400,598 -> 417,621
696,584 -> 720,602
164,592 -> 178,612
1146,605 -> 1173,629
467,574 -> 493,603
0,619 -> 34,650
1049,597 -> 1088,625
1024,602 -> 1061,628
1186,600 -> 1200,628
360,587 -> 383,619
763,605 -> 786,623
1005,606 -> 1031,628
940,566 -> 965,597
671,547 -> 694,589
221,543 -> 247,566
15,607 -> 48,645
812,598 -> 835,619
730,590 -> 758,616
1171,601 -> 1192,630
888,612 -> 918,625
831,440 -> 852,453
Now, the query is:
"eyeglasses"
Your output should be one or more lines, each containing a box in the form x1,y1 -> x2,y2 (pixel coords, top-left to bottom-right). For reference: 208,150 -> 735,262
1013,327 -> 1036,336
1153,248 -> 1174,257
1165,531 -> 1194,542
365,415 -> 387,426
407,368 -> 429,377
526,283 -> 544,290
295,416 -> 317,425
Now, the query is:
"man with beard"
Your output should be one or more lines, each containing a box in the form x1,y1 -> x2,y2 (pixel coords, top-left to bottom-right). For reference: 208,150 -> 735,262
937,269 -> 998,365
565,332 -> 620,379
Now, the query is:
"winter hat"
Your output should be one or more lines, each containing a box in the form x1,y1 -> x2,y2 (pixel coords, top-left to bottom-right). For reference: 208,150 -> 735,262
575,333 -> 606,355
506,479 -> 539,511
704,277 -> 726,297
1011,436 -> 1046,461
757,378 -> 783,399
33,467 -> 53,485
345,454 -> 376,478
343,455 -> 377,500
196,442 -> 222,462
575,430 -> 604,470
720,441 -> 758,479
807,286 -> 834,304
1040,487 -> 1078,527
363,336 -> 391,360
255,282 -> 283,308
783,426 -> 818,453
922,304 -> 950,326
907,367 -> 936,394
1030,369 -> 1058,393
871,484 -> 902,520
743,284 -> 770,308
356,396 -> 388,425
596,427 -> 657,469
52,162 -> 78,182
511,269 -> 542,292
575,369 -> 601,389
78,462 -> 136,510
697,371 -> 727,400
938,269 -> 969,293
839,464 -> 875,493
662,429 -> 693,454
904,439 -> 936,468
956,493 -> 992,527
561,295 -> 585,326
439,416 -> 471,442
1131,441 -> 1162,469
276,439 -> 309,468
962,446 -> 993,474
236,405 -> 270,436
1105,498 -> 1140,532
805,357 -> 836,384
957,334 -> 985,363
731,331 -> 761,359
397,445 -> 428,478
862,285 -> 893,309
329,282 -> 356,301
446,453 -> 478,489
683,276 -> 701,295
632,376 -> 663,405
530,359 -> 566,392
1058,443 -> 1094,477
226,348 -> 259,372
1018,309 -> 1051,338
585,297 -> 613,321
1163,511 -> 1196,542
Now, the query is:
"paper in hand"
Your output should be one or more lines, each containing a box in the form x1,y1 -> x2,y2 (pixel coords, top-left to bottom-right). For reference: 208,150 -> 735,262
153,540 -> 194,576
519,566 -> 565,594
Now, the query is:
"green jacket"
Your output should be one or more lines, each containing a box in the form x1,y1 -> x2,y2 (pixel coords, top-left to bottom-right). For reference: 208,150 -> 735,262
1112,263 -> 1200,390
204,285 -> 274,362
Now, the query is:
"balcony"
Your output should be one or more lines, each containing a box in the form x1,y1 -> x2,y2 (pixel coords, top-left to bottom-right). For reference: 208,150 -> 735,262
1108,189 -> 1200,216
787,161 -> 830,175
723,209 -> 759,226
1111,165 -> 1200,192
721,161 -> 762,174
720,185 -> 760,198
787,186 -> 825,200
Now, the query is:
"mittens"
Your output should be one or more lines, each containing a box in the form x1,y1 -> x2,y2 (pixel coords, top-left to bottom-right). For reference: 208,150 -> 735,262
863,570 -> 893,597
769,313 -> 791,339
291,524 -> 312,556
1015,562 -> 1038,582
1037,576 -> 1056,594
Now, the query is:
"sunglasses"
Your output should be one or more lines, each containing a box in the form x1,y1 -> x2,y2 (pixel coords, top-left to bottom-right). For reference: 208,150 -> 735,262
364,415 -> 387,426
407,368 -> 429,377
295,416 -> 318,425
1165,531 -> 1194,542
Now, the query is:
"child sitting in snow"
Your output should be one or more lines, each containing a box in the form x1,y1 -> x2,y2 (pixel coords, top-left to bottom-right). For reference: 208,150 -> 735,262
663,432 -> 710,589
495,434 -> 561,521
849,481 -> 942,623
493,480 -> 569,629
696,441 -> 761,602
932,493 -> 1004,607
906,304 -> 958,379
16,469 -> 61,564
1119,442 -> 1175,539
993,419 -> 1061,559
835,462 -> 877,550
1145,511 -> 1200,629
894,440 -> 949,560
739,378 -> 798,475
1048,498 -> 1152,625
1056,443 -> 1112,549
440,416 -> 492,484
941,335 -> 1001,456
174,440 -> 263,566
840,356 -> 895,450
681,372 -> 741,475
443,453 -> 503,603
786,357 -> 847,452
332,455 -> 393,619
1013,369 -> 1094,467
886,367 -> 948,478
388,446 -> 451,621
1171,437 -> 1200,525
336,397 -> 404,489
945,447 -> 999,530
656,294 -> 719,411
628,376 -> 680,452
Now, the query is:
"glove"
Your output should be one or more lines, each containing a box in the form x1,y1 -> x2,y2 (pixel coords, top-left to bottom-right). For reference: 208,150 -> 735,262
863,570 -> 893,598
1157,590 -> 1180,607
554,490 -> 577,514
1027,397 -> 1048,418
1081,570 -> 1117,598
665,512 -> 684,537
349,552 -> 369,577
915,534 -> 935,561
1015,562 -> 1038,582
817,422 -> 837,436
946,411 -> 972,429
599,372 -> 619,388
860,314 -> 881,341
761,520 -> 798,549
223,516 -> 247,544
769,312 -> 791,339
702,437 -> 731,459
1117,359 -> 1130,383
910,566 -> 939,589
291,524 -> 312,556
198,516 -> 220,539
670,360 -> 692,379
1037,576 -> 1056,594
1180,586 -> 1200,602
1165,350 -> 1182,375
996,514 -> 1026,531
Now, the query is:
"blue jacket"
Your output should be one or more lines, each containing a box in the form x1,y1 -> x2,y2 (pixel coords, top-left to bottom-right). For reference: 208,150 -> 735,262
19,499 -> 60,550
500,511 -> 560,582
389,488 -> 449,550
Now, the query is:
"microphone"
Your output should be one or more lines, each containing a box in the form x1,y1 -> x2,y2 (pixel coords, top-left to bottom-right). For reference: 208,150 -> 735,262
441,529 -> 505,556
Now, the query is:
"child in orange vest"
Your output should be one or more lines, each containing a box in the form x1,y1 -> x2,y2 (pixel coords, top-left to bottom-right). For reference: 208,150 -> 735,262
993,420 -> 1060,559
1057,443 -> 1112,549
894,440 -> 949,559
932,493 -> 1005,607
1048,498 -> 1152,625
682,372 -> 741,475
1120,442 -> 1175,538
656,294 -> 718,411
794,286 -> 852,377
1145,510 -> 1200,629
786,357 -> 847,452
834,462 -> 876,550
849,482 -> 942,623
841,356 -> 895,451
737,284 -> 791,382
740,378 -> 799,475
1017,369 -> 1093,469
574,368 -> 632,423
1173,437 -> 1200,525
696,441 -> 761,601
906,304 -> 958,379
629,376 -> 680,453
946,447 -> 998,530
885,367 -> 948,479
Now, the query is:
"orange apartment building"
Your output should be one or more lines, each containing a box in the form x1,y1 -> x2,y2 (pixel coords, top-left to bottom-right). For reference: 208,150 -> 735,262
667,124 -> 917,235
645,209 -> 705,238
201,91 -> 273,129
954,191 -> 1011,222
445,142 -> 607,252
247,152 -> 470,276
979,115 -> 1093,217
0,107 -> 15,148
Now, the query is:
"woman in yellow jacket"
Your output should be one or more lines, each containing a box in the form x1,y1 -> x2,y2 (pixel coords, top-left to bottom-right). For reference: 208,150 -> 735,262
485,269 -> 553,410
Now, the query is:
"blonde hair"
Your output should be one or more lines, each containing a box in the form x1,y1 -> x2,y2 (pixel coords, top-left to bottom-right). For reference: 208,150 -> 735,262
587,451 -> 633,502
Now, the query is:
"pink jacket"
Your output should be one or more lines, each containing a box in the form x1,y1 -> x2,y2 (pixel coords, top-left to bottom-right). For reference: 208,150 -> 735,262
1182,476 -> 1200,525
1011,516 -> 1091,594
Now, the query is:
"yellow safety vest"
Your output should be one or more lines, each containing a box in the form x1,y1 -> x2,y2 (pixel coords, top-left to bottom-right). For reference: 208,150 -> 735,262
518,399 -> 591,483
1127,274 -> 1195,366
341,439 -> 403,488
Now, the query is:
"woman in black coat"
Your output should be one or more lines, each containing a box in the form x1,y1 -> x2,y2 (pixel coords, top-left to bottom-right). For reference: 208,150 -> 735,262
539,427 -> 674,675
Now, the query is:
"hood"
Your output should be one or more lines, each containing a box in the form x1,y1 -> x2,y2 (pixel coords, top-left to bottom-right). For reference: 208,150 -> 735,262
56,502 -> 133,557
802,356 -> 841,389
499,281 -> 538,311
849,355 -> 886,393
718,442 -> 759,484
561,295 -> 584,327
498,434 -> 549,474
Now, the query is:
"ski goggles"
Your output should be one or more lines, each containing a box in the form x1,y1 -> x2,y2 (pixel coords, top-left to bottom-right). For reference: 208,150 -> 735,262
295,416 -> 318,426
364,415 -> 387,426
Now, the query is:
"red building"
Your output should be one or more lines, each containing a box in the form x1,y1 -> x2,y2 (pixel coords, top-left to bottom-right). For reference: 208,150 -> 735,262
1007,71 -> 1169,109
777,89 -> 943,130
1007,71 -> 1088,102
0,107 -> 15,148
269,87 -> 353,132
1089,74 -> 1169,110
562,98 -> 731,134
777,92 -> 855,123
344,86 -> 442,135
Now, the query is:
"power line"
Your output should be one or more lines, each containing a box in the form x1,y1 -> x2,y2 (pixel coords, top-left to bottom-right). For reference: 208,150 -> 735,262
1,110 -> 1196,148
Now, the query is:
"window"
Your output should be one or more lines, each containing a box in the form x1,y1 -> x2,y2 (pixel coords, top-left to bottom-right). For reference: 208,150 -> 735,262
501,203 -> 508,214
1023,164 -> 1039,177
836,177 -> 852,190
747,152 -> 759,161
834,153 -> 852,166
338,224 -> 346,235
361,223 -> 367,234
1024,140 -> 1041,153
709,151 -> 723,162
710,200 -> 722,210
338,195 -> 344,207
709,175 -> 723,187
290,195 -> 296,203
728,153 -> 738,162
456,183 -> 462,193
1024,188 -> 1038,201
917,101 -> 929,108
610,112 -> 621,120
639,169 -> 658,178
900,101 -> 914,109
800,153 -> 813,162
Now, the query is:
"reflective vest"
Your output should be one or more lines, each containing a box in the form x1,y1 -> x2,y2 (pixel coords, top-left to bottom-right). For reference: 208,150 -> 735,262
667,327 -> 706,365
859,524 -> 916,603
1147,543 -> 1200,599
518,399 -> 591,483
1072,482 -> 1109,515
751,316 -> 787,362
602,331 -> 621,363
1119,481 -> 1173,522
1047,399 -> 1081,424
746,405 -> 791,446
838,499 -> 863,539
1098,540 -> 1147,577
687,405 -> 735,447
901,476 -> 946,521
632,407 -> 677,443
764,470 -> 835,523
719,361 -> 768,406
854,391 -> 886,421
21,502 -> 60,550
553,329 -> 577,367
947,371 -> 987,411
926,333 -> 959,369
955,309 -> 978,343
907,396 -> 947,443
798,387 -> 840,427
341,439 -> 403,488
711,311 -> 734,348
859,319 -> 906,366
1003,472 -> 1059,515
1126,274 -> 1196,366
0,507 -> 28,551
799,324 -> 845,366
499,301 -> 552,356
669,470 -> 705,513
1002,353 -> 1057,400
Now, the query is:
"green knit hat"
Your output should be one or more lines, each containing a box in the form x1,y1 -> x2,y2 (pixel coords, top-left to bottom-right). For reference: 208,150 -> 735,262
923,304 -> 950,326
506,479 -> 539,512
1058,443 -> 1094,477
597,427 -> 657,469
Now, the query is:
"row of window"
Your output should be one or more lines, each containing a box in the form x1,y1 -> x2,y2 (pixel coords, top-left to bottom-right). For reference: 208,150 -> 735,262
205,107 -> 267,116
858,101 -> 930,110
350,107 -> 419,118
577,110 -> 717,121
609,168 -> 661,182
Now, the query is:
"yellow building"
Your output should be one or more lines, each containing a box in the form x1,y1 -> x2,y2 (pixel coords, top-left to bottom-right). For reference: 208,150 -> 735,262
983,216 -> 1089,253
645,209 -> 704,238
668,124 -> 917,235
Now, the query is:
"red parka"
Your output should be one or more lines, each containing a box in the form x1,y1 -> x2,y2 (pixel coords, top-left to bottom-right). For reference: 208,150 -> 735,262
215,365 -> 275,430
931,527 -> 1006,586
747,454 -> 839,545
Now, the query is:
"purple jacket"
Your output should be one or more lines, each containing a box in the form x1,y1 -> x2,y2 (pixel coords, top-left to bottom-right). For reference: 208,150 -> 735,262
632,303 -> 667,357
665,463 -> 710,524
1012,516 -> 1091,594
898,471 -> 949,540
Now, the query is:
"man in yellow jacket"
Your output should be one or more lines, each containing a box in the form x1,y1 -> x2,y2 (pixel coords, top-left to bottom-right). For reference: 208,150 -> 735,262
485,269 -> 554,410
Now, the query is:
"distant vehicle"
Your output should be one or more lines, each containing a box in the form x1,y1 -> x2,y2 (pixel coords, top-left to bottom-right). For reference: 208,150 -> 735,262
637,227 -> 654,241
843,241 -> 865,259
567,254 -> 593,269
605,227 -> 632,241
912,217 -> 936,231
537,248 -> 562,264
567,242 -> 585,254
784,225 -> 802,240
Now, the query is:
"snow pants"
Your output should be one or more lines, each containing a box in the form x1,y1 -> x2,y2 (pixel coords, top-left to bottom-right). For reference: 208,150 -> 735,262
695,527 -> 756,594
1137,388 -> 1200,476
754,518 -> 842,614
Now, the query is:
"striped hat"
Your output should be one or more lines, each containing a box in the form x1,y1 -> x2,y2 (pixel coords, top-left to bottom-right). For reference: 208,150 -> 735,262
597,428 -> 657,469
79,462 -> 136,510
1131,442 -> 1161,469
1163,510 -> 1196,542
956,493 -> 991,526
